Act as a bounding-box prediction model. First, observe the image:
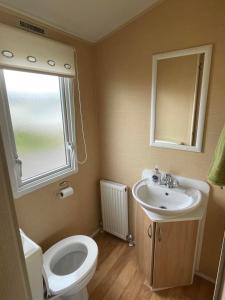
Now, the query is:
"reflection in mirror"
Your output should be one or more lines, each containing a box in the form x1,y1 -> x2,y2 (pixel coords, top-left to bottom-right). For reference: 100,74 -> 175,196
156,54 -> 204,146
150,45 -> 212,152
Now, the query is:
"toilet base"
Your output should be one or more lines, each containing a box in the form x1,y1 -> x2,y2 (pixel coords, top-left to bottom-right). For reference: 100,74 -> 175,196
64,288 -> 88,300
48,288 -> 88,300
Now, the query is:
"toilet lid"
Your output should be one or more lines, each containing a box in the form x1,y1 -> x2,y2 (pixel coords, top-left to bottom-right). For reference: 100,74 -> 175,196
43,235 -> 98,295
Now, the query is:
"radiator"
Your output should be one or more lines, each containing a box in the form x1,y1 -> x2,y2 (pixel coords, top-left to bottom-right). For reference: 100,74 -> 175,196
100,180 -> 128,241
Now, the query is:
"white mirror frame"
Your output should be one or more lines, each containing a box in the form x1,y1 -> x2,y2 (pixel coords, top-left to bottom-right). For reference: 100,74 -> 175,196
150,44 -> 212,152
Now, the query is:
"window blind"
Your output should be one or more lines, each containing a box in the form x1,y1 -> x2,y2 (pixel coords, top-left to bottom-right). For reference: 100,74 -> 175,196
0,23 -> 75,77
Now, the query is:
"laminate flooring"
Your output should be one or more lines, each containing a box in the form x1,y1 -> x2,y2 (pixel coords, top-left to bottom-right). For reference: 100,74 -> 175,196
88,232 -> 215,300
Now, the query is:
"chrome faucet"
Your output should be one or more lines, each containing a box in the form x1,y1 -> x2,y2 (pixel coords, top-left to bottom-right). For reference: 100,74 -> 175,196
161,173 -> 178,188
152,168 -> 178,188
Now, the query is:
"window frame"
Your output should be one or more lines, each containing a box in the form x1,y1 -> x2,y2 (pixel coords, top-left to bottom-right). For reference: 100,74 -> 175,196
0,68 -> 78,199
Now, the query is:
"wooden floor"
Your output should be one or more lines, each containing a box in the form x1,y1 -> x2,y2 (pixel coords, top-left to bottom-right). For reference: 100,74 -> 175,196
88,232 -> 215,300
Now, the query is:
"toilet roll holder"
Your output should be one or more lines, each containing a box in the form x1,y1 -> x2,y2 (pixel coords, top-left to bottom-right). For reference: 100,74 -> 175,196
59,180 -> 70,188
57,180 -> 72,199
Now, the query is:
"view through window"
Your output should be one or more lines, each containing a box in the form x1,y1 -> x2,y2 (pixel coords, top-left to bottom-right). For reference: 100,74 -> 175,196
4,70 -> 68,180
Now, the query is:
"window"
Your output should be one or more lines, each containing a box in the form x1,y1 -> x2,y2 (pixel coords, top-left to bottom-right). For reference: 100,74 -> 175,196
0,69 -> 77,198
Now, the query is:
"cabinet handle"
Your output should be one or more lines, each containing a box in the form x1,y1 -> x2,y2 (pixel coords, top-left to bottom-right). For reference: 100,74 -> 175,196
147,224 -> 152,238
158,225 -> 162,242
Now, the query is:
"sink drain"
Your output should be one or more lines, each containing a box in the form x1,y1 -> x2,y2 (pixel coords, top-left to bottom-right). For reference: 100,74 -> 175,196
159,206 -> 167,209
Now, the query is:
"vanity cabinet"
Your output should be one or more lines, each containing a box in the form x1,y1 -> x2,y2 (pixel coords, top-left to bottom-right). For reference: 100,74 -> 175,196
135,202 -> 155,284
135,204 -> 199,290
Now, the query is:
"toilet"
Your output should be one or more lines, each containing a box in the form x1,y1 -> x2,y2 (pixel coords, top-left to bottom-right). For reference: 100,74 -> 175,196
20,230 -> 98,300
43,235 -> 98,300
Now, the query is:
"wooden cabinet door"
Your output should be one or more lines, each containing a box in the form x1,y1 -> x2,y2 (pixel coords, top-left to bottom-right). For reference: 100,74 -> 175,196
152,220 -> 198,289
135,204 -> 155,285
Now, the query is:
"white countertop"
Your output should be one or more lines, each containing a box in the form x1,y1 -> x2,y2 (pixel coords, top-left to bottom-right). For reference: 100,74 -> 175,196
142,203 -> 205,223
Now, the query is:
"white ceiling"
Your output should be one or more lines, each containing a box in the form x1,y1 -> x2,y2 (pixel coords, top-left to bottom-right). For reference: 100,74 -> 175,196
0,0 -> 161,42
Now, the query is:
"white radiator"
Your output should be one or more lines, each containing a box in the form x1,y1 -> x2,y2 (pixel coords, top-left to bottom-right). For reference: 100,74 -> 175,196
100,180 -> 128,241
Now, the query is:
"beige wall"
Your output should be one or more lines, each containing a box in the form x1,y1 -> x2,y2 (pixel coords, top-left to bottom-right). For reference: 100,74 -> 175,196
95,0 -> 225,279
0,8 -> 100,251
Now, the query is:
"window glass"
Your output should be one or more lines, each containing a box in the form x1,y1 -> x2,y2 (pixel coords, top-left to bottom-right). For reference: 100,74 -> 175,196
4,70 -> 67,180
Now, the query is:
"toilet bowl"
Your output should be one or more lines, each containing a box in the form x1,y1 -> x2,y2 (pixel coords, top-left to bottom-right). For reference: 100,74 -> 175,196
20,230 -> 98,300
43,235 -> 98,300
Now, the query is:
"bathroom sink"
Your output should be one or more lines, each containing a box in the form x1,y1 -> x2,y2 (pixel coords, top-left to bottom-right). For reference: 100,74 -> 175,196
132,178 -> 202,216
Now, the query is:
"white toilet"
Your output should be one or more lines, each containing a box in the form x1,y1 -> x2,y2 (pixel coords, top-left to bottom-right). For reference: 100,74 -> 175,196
20,230 -> 98,300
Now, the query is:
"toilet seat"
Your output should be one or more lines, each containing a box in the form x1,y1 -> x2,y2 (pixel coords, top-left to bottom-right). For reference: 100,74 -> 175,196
43,235 -> 98,296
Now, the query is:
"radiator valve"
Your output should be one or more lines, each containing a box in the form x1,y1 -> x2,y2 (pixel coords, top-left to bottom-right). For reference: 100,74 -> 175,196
127,234 -> 134,247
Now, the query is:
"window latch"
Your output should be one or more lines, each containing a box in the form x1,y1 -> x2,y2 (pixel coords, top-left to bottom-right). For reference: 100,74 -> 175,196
67,142 -> 74,151
15,157 -> 22,178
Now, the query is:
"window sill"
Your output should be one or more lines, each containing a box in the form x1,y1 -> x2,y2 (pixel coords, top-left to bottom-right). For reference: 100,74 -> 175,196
12,166 -> 78,199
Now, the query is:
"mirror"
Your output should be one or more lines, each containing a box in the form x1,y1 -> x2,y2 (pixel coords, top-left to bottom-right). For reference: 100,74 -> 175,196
150,45 -> 212,152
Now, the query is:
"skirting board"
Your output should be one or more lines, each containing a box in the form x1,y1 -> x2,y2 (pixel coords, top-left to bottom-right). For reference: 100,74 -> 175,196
195,272 -> 216,284
90,228 -> 100,238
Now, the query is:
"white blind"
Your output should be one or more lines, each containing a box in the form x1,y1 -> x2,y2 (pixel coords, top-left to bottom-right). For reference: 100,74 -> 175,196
0,23 -> 75,77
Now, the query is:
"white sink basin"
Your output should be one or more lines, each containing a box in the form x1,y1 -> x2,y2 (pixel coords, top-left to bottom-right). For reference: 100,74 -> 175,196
132,178 -> 202,216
